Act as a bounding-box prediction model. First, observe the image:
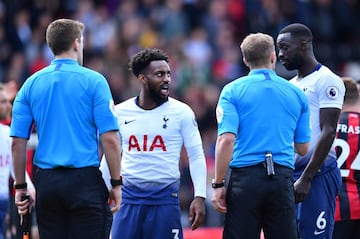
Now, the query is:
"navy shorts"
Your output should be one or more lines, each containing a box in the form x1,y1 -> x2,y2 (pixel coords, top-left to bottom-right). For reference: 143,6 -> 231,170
0,198 -> 9,238
111,203 -> 183,239
296,166 -> 341,239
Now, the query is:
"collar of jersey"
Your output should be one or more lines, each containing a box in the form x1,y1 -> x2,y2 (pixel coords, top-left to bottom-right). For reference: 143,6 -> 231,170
248,69 -> 275,76
51,58 -> 78,65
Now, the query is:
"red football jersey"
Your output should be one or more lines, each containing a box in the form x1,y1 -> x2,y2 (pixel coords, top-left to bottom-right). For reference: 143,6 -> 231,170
335,112 -> 360,221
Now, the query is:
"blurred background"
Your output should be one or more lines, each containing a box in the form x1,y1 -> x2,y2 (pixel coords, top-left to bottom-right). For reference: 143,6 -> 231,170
0,0 -> 359,238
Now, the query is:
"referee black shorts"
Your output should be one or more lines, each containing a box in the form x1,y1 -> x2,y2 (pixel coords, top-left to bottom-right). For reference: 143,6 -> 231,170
223,163 -> 299,239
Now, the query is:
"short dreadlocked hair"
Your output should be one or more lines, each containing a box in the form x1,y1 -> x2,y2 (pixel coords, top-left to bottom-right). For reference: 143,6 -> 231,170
129,48 -> 169,77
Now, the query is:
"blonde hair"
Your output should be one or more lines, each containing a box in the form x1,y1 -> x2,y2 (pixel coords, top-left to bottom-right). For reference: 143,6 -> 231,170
240,33 -> 275,68
46,18 -> 84,56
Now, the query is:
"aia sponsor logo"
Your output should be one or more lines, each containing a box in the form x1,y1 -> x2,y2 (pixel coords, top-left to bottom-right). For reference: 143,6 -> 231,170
128,135 -> 167,151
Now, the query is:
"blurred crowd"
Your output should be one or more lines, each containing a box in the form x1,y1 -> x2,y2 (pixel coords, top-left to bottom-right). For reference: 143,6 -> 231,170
1,0 -> 360,234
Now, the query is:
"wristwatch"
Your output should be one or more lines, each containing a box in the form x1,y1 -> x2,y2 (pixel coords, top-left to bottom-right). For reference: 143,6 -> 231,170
211,179 -> 225,188
110,176 -> 123,187
14,182 -> 27,189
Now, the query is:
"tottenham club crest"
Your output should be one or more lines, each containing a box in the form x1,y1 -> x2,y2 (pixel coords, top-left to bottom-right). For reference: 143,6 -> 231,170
326,86 -> 339,99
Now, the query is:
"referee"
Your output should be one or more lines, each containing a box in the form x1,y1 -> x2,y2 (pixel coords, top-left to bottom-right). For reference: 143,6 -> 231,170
10,19 -> 122,239
212,33 -> 311,239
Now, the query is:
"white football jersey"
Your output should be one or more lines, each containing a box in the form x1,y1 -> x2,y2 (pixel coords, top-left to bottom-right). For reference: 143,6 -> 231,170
0,124 -> 12,199
101,97 -> 206,199
0,124 -> 34,199
290,65 -> 345,170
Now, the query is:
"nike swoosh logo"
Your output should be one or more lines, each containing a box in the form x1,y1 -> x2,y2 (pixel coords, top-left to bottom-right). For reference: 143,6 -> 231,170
124,120 -> 136,124
314,230 -> 325,235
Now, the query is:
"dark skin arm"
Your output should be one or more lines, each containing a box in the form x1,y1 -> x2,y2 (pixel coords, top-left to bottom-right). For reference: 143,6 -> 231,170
189,196 -> 206,230
294,108 -> 341,203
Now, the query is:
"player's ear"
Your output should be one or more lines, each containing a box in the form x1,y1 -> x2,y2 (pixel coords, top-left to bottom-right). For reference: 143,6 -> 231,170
73,38 -> 80,51
299,40 -> 308,51
138,74 -> 146,84
270,51 -> 276,65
